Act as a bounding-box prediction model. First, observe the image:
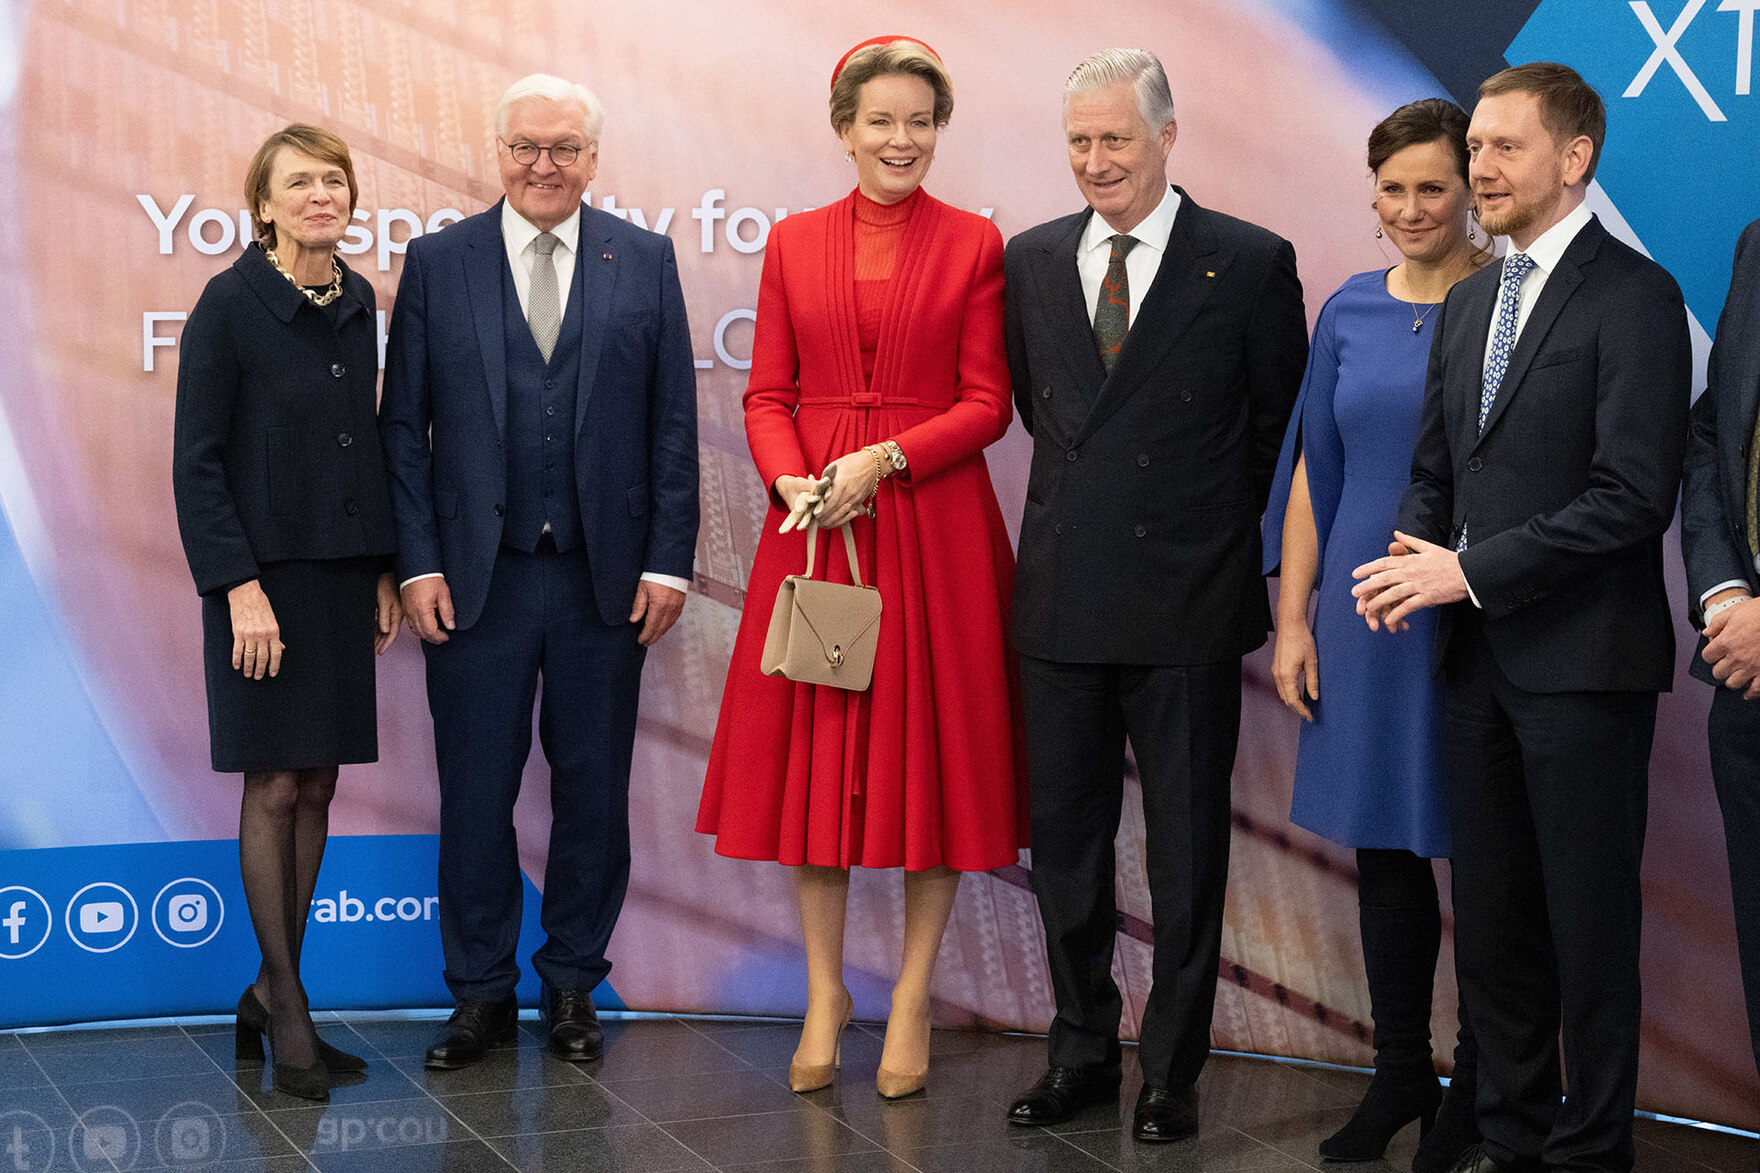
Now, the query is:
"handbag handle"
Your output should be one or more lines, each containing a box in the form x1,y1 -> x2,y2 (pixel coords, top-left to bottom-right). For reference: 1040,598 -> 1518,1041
801,519 -> 865,587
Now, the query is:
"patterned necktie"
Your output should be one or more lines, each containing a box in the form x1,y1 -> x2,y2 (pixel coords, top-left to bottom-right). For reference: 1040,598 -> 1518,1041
1478,251 -> 1536,431
1458,251 -> 1536,553
1092,233 -> 1138,374
528,231 -> 561,362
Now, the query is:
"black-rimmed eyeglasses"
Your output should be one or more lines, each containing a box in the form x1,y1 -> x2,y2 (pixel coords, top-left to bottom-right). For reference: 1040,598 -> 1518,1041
499,138 -> 586,167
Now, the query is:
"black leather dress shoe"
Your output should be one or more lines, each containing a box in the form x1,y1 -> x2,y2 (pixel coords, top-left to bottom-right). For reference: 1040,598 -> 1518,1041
1006,1065 -> 1122,1125
1132,1084 -> 1199,1143
424,996 -> 518,1069
540,985 -> 604,1062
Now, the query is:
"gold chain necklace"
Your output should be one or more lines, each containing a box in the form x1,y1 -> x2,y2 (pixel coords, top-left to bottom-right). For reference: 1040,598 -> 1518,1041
264,245 -> 343,306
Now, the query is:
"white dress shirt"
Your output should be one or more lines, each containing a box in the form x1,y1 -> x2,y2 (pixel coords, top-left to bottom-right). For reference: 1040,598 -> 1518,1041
1077,184 -> 1182,329
1459,202 -> 1592,609
403,201 -> 690,597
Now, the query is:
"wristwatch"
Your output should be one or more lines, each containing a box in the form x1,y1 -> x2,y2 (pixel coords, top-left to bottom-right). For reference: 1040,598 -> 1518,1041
879,440 -> 908,474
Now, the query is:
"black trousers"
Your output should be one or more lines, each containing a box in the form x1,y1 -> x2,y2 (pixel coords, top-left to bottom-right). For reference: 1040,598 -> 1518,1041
1707,686 -> 1760,1090
1443,617 -> 1654,1173
424,542 -> 647,1002
1020,654 -> 1240,1092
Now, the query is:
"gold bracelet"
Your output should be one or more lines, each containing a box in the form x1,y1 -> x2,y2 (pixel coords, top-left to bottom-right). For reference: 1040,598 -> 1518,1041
866,445 -> 886,493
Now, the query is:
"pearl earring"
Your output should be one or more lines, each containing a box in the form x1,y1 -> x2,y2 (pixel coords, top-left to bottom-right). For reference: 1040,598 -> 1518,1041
845,150 -> 854,163
1375,225 -> 1384,239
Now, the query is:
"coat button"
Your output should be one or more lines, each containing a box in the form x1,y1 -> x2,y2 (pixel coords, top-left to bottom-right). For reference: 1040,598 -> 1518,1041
494,503 -> 505,517
330,362 -> 345,378
1054,523 -> 1063,535
1066,449 -> 1079,462
1041,386 -> 1052,399
343,499 -> 358,516
1179,390 -> 1193,402
545,405 -> 556,416
1134,525 -> 1146,537
1137,454 -> 1149,467
337,431 -> 352,448
1468,457 -> 1483,472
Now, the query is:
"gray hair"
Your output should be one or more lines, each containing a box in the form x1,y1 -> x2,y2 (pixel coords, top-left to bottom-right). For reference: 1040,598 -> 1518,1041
496,73 -> 605,141
1064,48 -> 1175,132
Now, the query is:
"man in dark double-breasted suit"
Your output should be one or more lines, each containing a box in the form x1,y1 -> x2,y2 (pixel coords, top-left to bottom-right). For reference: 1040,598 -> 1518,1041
379,73 -> 698,1070
1680,216 -> 1760,1111
1355,64 -> 1689,1173
1001,48 -> 1307,1143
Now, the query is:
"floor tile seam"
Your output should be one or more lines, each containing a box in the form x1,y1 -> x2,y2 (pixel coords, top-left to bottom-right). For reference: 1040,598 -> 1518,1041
302,1135 -> 521,1171
1043,1126 -> 1127,1171
1244,1128 -> 1331,1172
650,1105 -> 880,1168
426,1074 -> 602,1101
676,1015 -> 796,1068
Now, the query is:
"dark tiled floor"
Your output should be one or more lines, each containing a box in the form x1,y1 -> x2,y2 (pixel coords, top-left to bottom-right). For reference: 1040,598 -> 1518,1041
0,1013 -> 1749,1172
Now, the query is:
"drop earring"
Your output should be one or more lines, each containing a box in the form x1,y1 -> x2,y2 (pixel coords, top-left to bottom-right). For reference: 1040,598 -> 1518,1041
1375,225 -> 1384,239
845,150 -> 854,163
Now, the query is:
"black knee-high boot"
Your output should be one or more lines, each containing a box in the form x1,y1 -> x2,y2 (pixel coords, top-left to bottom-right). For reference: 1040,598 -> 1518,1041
1412,1003 -> 1481,1173
1322,855 -> 1445,1161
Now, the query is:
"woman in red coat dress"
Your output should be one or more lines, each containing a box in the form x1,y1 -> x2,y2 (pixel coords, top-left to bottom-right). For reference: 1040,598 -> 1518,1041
697,36 -> 1027,1099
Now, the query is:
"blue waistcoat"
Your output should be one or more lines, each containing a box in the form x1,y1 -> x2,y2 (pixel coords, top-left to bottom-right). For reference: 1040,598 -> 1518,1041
501,248 -> 585,553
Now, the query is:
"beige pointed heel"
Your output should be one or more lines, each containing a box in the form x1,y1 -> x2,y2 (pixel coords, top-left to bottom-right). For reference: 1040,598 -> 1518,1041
788,990 -> 853,1093
876,996 -> 930,1100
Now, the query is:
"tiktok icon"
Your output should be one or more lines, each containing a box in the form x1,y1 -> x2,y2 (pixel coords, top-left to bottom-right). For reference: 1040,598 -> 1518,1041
0,887 -> 51,960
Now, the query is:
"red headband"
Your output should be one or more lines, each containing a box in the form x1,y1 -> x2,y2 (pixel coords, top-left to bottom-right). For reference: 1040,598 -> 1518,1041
831,35 -> 943,89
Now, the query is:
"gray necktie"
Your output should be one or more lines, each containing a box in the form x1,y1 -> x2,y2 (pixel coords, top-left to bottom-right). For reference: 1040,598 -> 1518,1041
529,232 -> 561,362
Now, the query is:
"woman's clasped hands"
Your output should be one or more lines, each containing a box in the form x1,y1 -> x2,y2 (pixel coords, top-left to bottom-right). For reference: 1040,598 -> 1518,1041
776,449 -> 883,533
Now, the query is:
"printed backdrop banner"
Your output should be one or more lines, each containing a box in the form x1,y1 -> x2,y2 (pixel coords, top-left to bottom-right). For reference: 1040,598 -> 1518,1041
0,0 -> 1753,1129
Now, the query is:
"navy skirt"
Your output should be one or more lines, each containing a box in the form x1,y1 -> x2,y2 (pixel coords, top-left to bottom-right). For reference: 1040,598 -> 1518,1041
201,556 -> 380,772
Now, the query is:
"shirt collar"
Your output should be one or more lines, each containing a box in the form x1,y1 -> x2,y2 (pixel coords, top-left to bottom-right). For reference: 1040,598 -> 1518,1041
1081,184 -> 1180,257
501,200 -> 582,256
1510,200 -> 1590,276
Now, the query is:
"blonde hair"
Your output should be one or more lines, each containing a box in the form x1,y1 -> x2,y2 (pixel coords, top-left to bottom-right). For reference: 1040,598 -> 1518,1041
245,125 -> 358,247
829,41 -> 953,134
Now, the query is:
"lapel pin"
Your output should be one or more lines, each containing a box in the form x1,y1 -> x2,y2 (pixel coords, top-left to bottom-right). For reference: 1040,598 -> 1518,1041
1204,270 -> 1216,278
602,252 -> 613,261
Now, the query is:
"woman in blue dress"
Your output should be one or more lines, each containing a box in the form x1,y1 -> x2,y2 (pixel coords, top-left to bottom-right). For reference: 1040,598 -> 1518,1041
1263,99 -> 1489,1168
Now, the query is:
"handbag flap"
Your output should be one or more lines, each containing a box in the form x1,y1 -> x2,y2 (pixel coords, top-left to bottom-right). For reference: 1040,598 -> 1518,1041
789,578 -> 881,660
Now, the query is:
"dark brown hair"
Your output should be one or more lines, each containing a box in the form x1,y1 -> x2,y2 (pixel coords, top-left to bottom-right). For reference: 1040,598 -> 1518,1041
1478,61 -> 1606,183
829,41 -> 953,134
1367,98 -> 1471,181
244,124 -> 359,247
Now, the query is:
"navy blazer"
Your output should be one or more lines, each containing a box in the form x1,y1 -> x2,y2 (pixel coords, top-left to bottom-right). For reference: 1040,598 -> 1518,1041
1398,215 -> 1691,693
378,201 -> 700,630
1004,189 -> 1308,665
173,244 -> 394,596
1681,218 -> 1760,683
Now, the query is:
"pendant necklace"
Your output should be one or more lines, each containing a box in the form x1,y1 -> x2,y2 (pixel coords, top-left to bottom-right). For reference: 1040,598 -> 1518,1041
1410,302 -> 1439,333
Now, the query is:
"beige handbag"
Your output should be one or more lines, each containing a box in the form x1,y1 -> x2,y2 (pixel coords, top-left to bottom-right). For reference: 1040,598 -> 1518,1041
760,520 -> 883,691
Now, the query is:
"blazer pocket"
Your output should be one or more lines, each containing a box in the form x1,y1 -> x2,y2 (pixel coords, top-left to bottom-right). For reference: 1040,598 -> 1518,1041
627,482 -> 650,517
434,488 -> 459,519
264,426 -> 294,517
1527,346 -> 1586,372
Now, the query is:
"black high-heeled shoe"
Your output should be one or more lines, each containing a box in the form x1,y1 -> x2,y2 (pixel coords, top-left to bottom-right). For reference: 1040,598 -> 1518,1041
236,987 -> 368,1073
271,1056 -> 330,1102
1318,1068 -> 1442,1161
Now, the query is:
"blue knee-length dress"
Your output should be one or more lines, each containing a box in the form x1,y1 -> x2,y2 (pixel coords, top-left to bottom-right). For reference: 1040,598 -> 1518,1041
1262,269 -> 1450,857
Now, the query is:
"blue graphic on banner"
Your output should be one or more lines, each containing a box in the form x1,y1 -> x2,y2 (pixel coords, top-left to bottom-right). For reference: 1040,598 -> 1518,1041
1511,0 -> 1760,330
0,836 -> 618,1028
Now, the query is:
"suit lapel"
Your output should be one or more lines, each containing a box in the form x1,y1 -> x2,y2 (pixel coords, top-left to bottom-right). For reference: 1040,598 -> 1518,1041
1075,193 -> 1226,445
573,208 -> 617,439
1473,222 -> 1599,448
1040,212 -> 1106,399
464,204 -> 509,443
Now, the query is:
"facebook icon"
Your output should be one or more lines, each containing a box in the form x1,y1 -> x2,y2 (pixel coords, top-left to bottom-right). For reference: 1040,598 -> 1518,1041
0,887 -> 51,960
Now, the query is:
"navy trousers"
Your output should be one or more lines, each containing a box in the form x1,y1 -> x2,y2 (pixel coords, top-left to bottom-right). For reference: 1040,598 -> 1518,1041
424,542 -> 647,1002
1708,686 -> 1760,1092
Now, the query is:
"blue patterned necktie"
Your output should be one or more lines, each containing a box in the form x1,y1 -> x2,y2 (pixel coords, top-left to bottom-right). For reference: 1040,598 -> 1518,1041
1458,252 -> 1536,553
1478,252 -> 1536,431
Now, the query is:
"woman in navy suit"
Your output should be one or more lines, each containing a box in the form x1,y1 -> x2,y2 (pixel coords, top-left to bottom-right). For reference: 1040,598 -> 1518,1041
173,125 -> 400,1102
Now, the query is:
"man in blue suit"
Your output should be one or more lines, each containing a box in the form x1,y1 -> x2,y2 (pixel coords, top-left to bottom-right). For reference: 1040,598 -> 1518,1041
1681,217 -> 1760,1109
380,73 -> 698,1068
